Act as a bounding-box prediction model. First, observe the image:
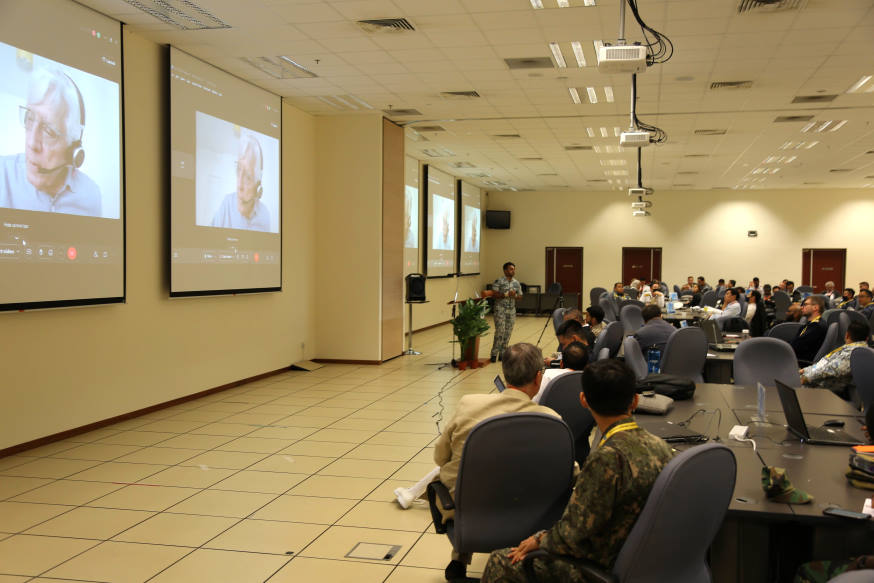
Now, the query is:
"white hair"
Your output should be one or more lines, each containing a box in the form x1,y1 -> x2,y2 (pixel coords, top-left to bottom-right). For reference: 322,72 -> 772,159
238,133 -> 263,183
27,67 -> 84,145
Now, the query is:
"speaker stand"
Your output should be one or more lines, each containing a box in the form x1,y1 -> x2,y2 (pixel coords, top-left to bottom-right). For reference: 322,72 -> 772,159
404,300 -> 428,356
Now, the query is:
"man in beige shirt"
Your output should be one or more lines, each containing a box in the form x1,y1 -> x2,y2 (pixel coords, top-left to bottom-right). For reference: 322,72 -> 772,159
393,342 -> 560,581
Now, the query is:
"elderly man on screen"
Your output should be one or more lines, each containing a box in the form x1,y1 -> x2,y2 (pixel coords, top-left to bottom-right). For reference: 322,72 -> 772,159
211,133 -> 271,231
0,67 -> 101,216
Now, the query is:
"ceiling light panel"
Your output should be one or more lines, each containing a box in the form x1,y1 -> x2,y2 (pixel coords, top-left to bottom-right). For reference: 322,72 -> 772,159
549,42 -> 567,68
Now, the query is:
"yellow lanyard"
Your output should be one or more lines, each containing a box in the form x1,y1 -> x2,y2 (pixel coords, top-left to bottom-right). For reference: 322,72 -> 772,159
598,420 -> 639,447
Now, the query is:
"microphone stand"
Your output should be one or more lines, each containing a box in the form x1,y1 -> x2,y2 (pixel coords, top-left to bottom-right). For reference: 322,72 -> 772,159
536,286 -> 564,348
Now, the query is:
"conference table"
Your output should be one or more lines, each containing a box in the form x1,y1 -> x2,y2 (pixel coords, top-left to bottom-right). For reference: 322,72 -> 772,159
634,383 -> 874,583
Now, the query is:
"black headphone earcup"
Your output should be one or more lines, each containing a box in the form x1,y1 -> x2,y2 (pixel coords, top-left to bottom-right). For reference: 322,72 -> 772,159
70,143 -> 85,169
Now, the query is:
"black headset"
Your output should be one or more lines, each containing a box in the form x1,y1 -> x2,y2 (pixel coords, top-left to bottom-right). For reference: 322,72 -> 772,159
64,72 -> 86,169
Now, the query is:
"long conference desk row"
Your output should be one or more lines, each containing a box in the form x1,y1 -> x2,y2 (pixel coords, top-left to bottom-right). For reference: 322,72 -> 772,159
635,383 -> 874,583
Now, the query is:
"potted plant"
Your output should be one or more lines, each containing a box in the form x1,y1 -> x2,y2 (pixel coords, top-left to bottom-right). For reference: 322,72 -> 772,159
450,298 -> 491,368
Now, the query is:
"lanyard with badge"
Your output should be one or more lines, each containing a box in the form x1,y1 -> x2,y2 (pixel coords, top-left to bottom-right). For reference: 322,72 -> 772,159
598,420 -> 638,448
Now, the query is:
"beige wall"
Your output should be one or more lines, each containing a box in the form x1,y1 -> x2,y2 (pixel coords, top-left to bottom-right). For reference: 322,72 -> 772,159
483,188 -> 874,301
313,114 -> 384,361
0,31 -> 318,450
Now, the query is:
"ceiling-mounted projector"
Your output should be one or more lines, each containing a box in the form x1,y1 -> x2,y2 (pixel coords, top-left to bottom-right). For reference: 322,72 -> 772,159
597,43 -> 647,74
632,209 -> 651,217
628,187 -> 654,197
620,130 -> 651,148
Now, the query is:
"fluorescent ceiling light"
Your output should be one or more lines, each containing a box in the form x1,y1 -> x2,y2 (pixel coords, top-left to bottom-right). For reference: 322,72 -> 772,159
586,127 -> 595,137
568,87 -> 581,104
805,141 -> 819,149
847,75 -> 873,93
604,86 -> 614,102
816,121 -> 833,132
571,41 -> 587,67
331,95 -> 358,110
549,42 -> 567,68
785,155 -> 797,163
557,0 -> 570,6
347,95 -> 373,109
600,127 -> 608,137
800,121 -> 816,133
613,126 -> 621,137
587,87 -> 597,103
530,0 -> 544,8
583,0 -> 596,5
829,120 -> 847,132
317,96 -> 343,110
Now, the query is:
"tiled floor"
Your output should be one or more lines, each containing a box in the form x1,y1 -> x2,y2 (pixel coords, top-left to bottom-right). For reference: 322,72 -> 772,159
0,315 -> 552,582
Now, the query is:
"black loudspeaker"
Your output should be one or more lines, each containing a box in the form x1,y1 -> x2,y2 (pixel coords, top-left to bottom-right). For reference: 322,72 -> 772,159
406,273 -> 426,302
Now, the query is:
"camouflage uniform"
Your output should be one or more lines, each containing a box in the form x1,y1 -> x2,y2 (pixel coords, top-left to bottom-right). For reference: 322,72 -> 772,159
490,276 -> 523,360
481,419 -> 674,583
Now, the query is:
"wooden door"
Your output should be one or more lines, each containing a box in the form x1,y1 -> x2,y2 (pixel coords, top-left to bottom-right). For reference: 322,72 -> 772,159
622,247 -> 662,284
545,247 -> 583,309
802,248 -> 846,292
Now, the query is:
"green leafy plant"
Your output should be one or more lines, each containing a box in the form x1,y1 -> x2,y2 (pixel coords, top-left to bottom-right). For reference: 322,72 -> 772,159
450,298 -> 491,358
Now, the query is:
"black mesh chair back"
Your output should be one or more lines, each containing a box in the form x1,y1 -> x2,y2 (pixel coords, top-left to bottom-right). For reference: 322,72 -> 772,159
772,291 -> 792,320
590,321 -> 624,362
812,322 -> 842,364
851,347 -> 874,411
599,296 -> 618,322
620,304 -> 645,334
540,372 -> 595,466
589,287 -> 607,308
767,322 -> 802,343
450,413 -> 575,553
701,290 -> 717,307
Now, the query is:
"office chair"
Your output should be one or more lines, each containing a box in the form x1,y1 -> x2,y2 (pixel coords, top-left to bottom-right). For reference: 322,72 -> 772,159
701,290 -> 717,307
522,443 -> 736,583
590,287 -> 607,308
661,327 -> 707,383
809,322 -> 842,365
599,297 -> 618,323
619,304 -> 645,334
590,321 -> 624,363
539,371 -> 595,466
767,322 -> 802,344
733,337 -> 801,387
427,413 -> 574,581
850,347 -> 874,411
623,337 -> 648,382
772,291 -> 792,321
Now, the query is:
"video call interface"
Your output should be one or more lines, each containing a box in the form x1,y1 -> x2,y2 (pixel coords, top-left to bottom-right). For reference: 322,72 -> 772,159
0,0 -> 124,310
170,48 -> 282,296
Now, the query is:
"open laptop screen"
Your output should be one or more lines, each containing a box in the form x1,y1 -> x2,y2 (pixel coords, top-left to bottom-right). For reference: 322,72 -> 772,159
774,379 -> 811,440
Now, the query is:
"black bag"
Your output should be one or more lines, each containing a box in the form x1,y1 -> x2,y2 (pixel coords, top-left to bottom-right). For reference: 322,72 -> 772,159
636,373 -> 696,401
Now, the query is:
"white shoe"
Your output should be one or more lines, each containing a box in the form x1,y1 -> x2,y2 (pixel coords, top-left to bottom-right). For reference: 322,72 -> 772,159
394,487 -> 415,509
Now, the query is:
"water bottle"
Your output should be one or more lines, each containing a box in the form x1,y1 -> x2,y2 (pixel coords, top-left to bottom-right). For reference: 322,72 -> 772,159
646,349 -> 661,374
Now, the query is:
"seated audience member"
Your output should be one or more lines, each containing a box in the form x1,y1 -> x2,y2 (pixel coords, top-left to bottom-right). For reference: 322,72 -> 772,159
763,284 -> 773,301
729,279 -> 737,289
715,278 -> 726,297
634,304 -> 676,357
800,321 -> 870,397
585,305 -> 606,338
837,287 -> 856,310
687,283 -> 703,307
394,343 -> 561,580
791,295 -> 827,364
786,302 -> 802,322
823,280 -> 838,305
648,282 -> 665,307
786,280 -> 801,302
684,275 -> 695,290
747,277 -> 761,293
861,281 -> 870,292
856,289 -> 874,319
562,308 -> 585,325
612,282 -> 629,301
534,341 -> 590,403
745,290 -> 768,337
697,276 -> 711,293
480,360 -> 674,583
713,287 -> 741,319
547,320 -> 594,366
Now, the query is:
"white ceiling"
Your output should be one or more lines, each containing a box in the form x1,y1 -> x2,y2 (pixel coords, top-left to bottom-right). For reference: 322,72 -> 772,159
79,0 -> 874,193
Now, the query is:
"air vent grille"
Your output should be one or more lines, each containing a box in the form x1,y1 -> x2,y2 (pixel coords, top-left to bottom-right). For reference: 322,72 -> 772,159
357,18 -> 415,33
738,0 -> 806,13
829,168 -> 853,173
710,81 -> 753,90
122,0 -> 230,29
440,91 -> 481,99
493,134 -> 522,139
450,161 -> 475,169
565,145 -> 593,151
791,94 -> 837,104
519,157 -> 544,161
774,115 -> 815,122
415,125 -> 446,132
422,147 -> 454,158
694,129 -> 727,136
383,108 -> 422,116
504,57 -> 554,70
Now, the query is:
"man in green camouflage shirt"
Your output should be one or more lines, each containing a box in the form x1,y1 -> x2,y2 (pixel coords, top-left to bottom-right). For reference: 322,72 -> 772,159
481,359 -> 674,583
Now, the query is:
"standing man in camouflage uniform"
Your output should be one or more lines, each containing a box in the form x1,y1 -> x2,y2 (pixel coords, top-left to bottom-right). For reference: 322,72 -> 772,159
480,360 -> 674,583
490,262 -> 523,363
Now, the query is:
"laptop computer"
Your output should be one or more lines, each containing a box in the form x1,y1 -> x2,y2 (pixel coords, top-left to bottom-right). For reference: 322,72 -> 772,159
774,380 -> 862,446
700,319 -> 739,352
643,419 -> 709,444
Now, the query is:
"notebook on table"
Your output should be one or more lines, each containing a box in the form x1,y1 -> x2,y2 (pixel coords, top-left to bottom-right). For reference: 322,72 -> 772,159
774,380 -> 862,446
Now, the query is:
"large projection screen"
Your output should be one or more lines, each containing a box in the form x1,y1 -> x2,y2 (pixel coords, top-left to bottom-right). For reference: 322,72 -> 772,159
458,180 -> 481,275
403,156 -> 419,275
423,165 -> 456,277
170,48 -> 281,296
0,0 -> 124,311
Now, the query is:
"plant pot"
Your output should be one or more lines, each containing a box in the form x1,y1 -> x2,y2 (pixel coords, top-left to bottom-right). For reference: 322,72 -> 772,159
460,336 -> 480,363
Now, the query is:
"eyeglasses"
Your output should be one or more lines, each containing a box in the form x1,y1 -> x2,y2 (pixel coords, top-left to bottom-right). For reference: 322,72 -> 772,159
19,106 -> 64,145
